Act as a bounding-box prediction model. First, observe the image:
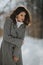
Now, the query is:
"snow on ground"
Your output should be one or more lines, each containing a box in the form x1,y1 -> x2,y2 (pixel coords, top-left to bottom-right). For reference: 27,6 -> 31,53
22,36 -> 43,65
0,36 -> 43,65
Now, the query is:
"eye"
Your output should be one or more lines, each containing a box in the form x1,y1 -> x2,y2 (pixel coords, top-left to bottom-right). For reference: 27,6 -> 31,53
21,14 -> 23,16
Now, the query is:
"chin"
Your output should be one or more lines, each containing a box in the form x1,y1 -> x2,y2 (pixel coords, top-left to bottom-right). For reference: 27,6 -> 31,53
19,20 -> 22,22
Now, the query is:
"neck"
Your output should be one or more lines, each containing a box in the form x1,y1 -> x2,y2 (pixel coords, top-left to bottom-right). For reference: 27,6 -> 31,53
16,18 -> 23,23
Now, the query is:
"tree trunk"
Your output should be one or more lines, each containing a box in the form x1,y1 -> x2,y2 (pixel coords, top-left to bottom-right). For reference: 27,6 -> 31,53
26,0 -> 43,39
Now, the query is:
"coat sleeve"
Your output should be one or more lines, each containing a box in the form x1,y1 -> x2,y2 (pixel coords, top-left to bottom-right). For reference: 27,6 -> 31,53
12,46 -> 20,58
3,17 -> 23,48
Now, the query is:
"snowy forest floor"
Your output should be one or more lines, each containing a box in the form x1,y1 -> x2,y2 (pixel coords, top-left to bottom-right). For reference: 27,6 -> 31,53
0,36 -> 43,65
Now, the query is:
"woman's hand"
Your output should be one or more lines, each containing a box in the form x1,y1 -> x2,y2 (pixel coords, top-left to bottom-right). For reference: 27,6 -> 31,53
13,56 -> 19,63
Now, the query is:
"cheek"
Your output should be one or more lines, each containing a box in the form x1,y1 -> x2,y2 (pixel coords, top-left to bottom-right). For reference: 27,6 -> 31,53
18,16 -> 22,20
17,16 -> 21,21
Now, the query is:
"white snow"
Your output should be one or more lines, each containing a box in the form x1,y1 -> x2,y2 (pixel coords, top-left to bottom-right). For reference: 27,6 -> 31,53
0,0 -> 43,65
22,36 -> 43,65
0,36 -> 43,65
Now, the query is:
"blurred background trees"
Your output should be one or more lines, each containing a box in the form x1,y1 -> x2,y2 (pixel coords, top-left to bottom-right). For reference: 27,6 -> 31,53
0,1 -> 43,65
0,0 -> 26,37
0,0 -> 43,39
25,0 -> 43,39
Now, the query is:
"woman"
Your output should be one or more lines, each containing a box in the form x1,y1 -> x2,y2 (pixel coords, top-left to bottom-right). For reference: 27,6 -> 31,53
1,6 -> 31,65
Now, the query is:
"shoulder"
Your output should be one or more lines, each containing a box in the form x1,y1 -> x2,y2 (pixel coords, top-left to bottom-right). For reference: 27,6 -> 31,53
4,17 -> 13,29
5,17 -> 13,25
6,17 -> 13,23
22,23 -> 26,28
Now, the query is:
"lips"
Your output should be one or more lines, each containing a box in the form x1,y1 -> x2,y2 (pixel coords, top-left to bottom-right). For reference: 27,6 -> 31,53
21,19 -> 24,21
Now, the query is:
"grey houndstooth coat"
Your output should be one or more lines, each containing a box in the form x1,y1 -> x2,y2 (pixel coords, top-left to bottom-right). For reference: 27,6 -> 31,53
1,17 -> 26,65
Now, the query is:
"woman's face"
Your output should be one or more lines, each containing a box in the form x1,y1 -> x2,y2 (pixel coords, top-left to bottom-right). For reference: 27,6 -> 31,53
16,12 -> 26,22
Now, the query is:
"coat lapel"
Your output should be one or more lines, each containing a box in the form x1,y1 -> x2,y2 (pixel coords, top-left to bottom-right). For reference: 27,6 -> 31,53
10,17 -> 26,31
13,22 -> 26,30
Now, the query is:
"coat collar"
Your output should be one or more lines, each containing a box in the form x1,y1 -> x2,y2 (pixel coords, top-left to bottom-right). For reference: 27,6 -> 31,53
9,17 -> 26,29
